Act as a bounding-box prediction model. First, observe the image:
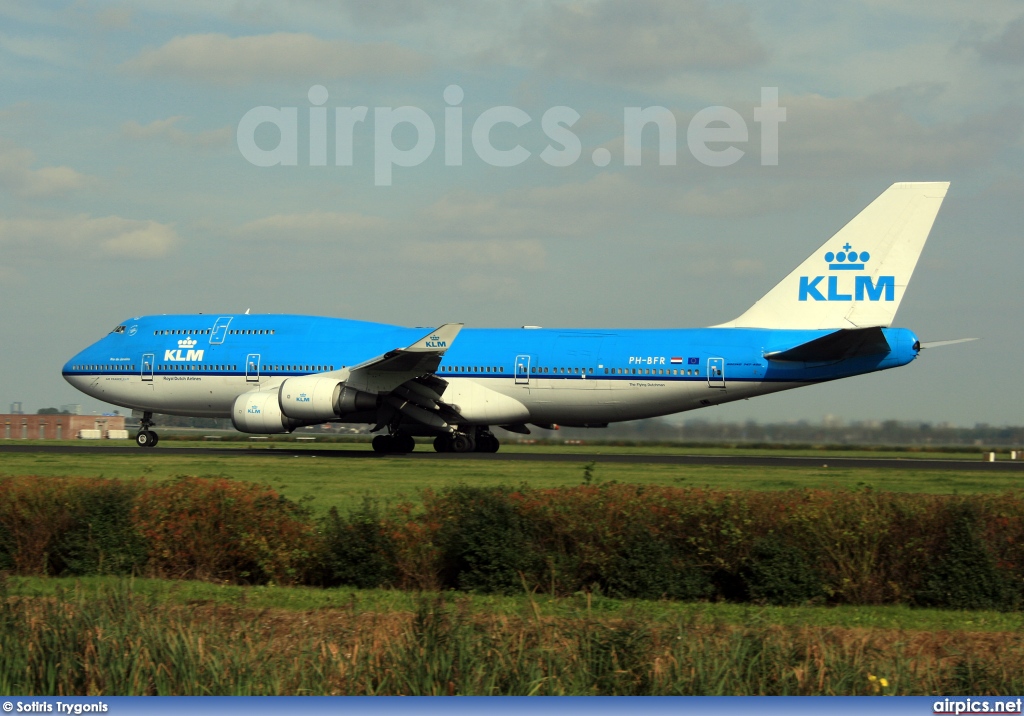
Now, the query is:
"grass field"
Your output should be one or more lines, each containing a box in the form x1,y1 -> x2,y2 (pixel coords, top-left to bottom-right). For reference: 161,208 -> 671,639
6,434 -> 1006,460
4,445 -> 1024,693
9,575 -> 1024,633
4,576 -> 1024,694
0,444 -> 1016,513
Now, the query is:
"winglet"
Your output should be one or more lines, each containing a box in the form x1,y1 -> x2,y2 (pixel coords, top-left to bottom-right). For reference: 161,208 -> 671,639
404,323 -> 463,353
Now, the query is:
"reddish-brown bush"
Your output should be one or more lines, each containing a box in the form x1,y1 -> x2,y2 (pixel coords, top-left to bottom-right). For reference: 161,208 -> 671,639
133,476 -> 315,584
0,476 -> 146,575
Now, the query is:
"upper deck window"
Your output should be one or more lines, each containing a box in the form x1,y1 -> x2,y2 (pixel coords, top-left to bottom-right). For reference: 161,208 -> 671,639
110,325 -> 126,334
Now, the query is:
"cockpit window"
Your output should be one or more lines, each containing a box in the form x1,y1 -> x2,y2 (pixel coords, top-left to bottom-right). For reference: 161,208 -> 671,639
110,325 -> 126,334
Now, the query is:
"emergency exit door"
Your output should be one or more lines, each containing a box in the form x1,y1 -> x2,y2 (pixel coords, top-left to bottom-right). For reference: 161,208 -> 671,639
707,357 -> 725,388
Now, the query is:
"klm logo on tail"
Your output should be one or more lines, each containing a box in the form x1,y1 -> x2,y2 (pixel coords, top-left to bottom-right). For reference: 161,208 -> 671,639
799,244 -> 894,302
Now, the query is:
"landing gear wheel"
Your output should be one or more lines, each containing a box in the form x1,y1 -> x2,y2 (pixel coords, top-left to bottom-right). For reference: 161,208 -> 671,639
135,411 -> 157,448
450,434 -> 473,453
476,435 -> 499,453
433,435 -> 452,453
394,434 -> 416,454
372,435 -> 392,453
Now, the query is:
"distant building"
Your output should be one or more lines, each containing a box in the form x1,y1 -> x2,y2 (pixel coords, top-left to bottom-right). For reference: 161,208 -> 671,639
0,414 -> 126,440
9,402 -> 22,415
60,404 -> 82,415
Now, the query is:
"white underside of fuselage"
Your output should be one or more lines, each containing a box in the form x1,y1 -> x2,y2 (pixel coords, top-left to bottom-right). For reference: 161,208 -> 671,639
64,371 -> 806,427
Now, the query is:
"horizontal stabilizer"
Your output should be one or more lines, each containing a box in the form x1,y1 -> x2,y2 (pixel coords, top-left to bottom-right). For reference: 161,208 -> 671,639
765,326 -> 891,363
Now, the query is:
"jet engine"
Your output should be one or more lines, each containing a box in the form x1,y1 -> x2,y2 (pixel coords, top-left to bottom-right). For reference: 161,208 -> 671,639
231,390 -> 303,434
278,376 -> 343,421
278,376 -> 377,420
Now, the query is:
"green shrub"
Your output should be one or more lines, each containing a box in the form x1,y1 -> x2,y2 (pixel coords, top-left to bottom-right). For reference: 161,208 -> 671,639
433,486 -> 540,594
915,505 -> 1016,610
0,477 -> 146,576
0,476 -> 75,574
604,525 -> 713,601
740,536 -> 823,605
319,499 -> 397,588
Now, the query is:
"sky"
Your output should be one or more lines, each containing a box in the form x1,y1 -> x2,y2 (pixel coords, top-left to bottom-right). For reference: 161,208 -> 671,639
1,0 -> 1022,426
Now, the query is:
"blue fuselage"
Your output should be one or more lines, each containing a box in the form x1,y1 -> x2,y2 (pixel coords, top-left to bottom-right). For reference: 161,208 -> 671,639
63,314 -> 920,426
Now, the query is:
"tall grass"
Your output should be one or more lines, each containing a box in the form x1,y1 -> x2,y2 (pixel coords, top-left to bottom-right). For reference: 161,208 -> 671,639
2,580 -> 1023,695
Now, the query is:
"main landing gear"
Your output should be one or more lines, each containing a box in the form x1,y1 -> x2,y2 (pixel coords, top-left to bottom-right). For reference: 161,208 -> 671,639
372,433 -> 416,454
135,412 -> 159,448
432,430 -> 500,453
372,429 -> 501,455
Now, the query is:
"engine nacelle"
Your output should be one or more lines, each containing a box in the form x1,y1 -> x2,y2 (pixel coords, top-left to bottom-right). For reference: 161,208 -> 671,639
279,376 -> 343,421
278,377 -> 378,420
232,390 -> 301,434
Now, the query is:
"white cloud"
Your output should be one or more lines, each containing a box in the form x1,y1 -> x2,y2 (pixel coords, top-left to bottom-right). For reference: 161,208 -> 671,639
420,171 -> 808,233
94,6 -> 133,30
239,211 -> 391,239
512,0 -> 766,83
0,214 -> 179,259
0,142 -> 90,197
331,0 -> 469,28
403,239 -> 545,266
121,116 -> 233,149
977,13 -> 1024,64
457,273 -> 520,297
420,173 -> 647,238
775,90 -> 1024,174
237,210 -> 545,267
0,33 -> 72,67
122,32 -> 431,84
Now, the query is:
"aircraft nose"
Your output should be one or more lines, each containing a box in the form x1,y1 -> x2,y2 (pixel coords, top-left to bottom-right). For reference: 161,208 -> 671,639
63,351 -> 90,390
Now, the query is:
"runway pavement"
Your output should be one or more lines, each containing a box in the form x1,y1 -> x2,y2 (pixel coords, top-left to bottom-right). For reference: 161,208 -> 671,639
2,443 -> 1022,471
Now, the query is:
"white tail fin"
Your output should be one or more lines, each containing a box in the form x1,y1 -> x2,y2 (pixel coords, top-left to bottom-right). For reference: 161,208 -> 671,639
718,182 -> 950,329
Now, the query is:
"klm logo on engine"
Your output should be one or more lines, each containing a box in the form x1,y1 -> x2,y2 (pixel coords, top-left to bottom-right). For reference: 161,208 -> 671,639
424,334 -> 447,348
247,405 -> 260,414
163,337 -> 205,362
296,393 -> 311,403
798,244 -> 894,302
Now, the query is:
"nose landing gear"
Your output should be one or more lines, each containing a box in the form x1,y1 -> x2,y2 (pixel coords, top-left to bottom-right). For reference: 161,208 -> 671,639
135,412 -> 159,448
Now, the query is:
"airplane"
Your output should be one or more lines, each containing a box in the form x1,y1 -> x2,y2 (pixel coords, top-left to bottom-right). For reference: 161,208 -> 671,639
63,181 -> 971,453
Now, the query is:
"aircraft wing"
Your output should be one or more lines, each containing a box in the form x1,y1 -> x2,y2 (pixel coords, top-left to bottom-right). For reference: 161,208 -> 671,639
350,323 -> 462,374
345,325 -> 463,433
341,323 -> 462,402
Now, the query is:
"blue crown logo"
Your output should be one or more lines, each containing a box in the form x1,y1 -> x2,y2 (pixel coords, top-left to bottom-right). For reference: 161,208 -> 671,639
824,243 -> 870,271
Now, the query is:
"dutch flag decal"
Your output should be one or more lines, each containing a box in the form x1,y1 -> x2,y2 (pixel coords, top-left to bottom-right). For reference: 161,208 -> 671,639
670,357 -> 683,364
